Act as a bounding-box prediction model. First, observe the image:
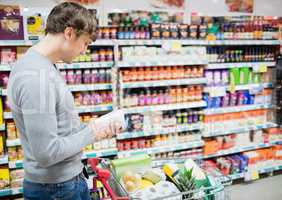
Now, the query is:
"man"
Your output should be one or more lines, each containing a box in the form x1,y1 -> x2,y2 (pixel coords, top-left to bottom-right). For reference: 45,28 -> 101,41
7,2 -> 124,200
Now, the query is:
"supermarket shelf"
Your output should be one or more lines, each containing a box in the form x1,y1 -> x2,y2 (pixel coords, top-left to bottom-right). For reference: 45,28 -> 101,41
121,78 -> 207,89
56,61 -> 114,69
116,59 -> 208,68
0,124 -> 5,131
117,140 -> 204,158
115,39 -> 280,46
9,160 -> 23,169
228,164 -> 282,181
201,142 -> 281,160
117,123 -> 204,140
0,64 -> 12,71
0,40 -> 35,46
0,155 -> 8,165
3,112 -> 13,119
68,84 -> 112,92
152,143 -> 282,167
6,139 -> 21,147
76,104 -> 113,113
203,122 -> 277,137
228,83 -> 273,91
122,101 -> 207,114
82,148 -> 118,159
203,104 -> 273,115
0,187 -> 23,197
0,39 -> 279,47
204,83 -> 273,94
3,105 -> 113,117
1,83 -> 112,95
206,62 -> 276,70
91,40 -> 115,46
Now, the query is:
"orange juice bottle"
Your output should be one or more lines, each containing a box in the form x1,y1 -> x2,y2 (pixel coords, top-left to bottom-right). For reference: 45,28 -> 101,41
172,66 -> 178,79
179,66 -> 185,79
137,68 -> 144,81
144,68 -> 151,81
131,68 -> 137,82
189,86 -> 196,102
184,67 -> 191,78
176,87 -> 183,103
166,66 -> 172,79
183,87 -> 189,102
170,87 -> 177,103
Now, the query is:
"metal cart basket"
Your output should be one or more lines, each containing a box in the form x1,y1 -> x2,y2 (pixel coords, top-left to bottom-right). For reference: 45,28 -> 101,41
88,158 -> 231,200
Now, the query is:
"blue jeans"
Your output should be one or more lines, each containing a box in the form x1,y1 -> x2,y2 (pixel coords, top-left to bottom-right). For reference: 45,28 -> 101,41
23,173 -> 91,200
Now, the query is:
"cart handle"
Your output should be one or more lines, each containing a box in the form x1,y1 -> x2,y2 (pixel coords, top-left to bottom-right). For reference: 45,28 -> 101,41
88,158 -> 129,200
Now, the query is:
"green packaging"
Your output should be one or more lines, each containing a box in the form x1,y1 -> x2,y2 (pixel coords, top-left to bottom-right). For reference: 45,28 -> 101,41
239,67 -> 250,85
229,68 -> 240,85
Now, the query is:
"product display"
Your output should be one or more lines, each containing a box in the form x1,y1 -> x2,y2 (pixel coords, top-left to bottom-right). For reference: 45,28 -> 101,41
122,86 -> 203,108
7,147 -> 23,162
60,69 -> 112,85
0,2 -> 282,199
120,46 -> 206,63
73,91 -> 112,107
207,46 -> 278,63
72,48 -> 114,63
204,110 -> 268,132
117,130 -> 201,151
121,66 -> 204,82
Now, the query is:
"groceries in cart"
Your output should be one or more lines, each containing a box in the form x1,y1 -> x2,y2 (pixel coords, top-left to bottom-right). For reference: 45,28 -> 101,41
89,154 -> 229,200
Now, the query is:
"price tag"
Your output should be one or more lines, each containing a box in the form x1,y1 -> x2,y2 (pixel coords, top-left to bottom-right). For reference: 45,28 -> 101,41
259,64 -> 267,73
253,64 -> 267,73
171,40 -> 182,52
249,84 -> 264,95
207,86 -> 227,97
162,40 -> 182,52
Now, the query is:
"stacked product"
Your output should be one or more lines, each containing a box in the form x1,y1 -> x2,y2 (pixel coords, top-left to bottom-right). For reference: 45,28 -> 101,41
73,91 -> 113,107
207,46 -> 278,63
60,69 -> 112,84
203,129 -> 266,156
122,86 -> 203,107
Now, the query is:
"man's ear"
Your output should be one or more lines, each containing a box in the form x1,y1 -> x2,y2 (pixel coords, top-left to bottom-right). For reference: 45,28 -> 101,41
64,27 -> 75,41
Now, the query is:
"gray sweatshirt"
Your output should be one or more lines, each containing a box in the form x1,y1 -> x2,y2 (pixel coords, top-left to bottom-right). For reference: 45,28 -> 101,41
7,48 -> 94,183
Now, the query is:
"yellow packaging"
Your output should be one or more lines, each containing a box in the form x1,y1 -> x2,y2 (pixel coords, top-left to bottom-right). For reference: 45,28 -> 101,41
0,134 -> 3,156
0,168 -> 10,189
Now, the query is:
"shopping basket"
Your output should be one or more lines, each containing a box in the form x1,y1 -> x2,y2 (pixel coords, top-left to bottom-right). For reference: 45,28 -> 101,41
88,158 -> 231,200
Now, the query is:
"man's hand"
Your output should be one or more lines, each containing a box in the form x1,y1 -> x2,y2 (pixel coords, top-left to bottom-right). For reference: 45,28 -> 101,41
88,110 -> 126,141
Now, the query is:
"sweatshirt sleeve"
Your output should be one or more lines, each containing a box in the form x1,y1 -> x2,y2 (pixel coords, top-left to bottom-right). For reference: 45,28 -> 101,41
12,72 -> 94,168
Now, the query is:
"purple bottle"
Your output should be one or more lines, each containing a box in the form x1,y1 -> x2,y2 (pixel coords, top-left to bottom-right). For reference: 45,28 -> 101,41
91,69 -> 98,84
164,89 -> 171,104
221,93 -> 230,107
83,92 -> 91,106
214,70 -> 221,86
90,92 -> 98,105
138,91 -> 146,106
205,70 -> 214,86
145,90 -> 152,105
230,92 -> 237,106
74,70 -> 82,84
67,70 -> 75,84
83,70 -> 92,84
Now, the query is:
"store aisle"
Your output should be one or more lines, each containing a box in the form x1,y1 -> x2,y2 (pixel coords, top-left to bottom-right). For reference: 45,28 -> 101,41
230,174 -> 282,200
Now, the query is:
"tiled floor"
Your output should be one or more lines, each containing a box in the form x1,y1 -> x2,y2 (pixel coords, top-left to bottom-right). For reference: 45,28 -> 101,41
229,174 -> 282,200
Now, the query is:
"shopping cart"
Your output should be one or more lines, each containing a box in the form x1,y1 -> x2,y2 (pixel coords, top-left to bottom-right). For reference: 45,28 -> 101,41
88,158 -> 231,200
